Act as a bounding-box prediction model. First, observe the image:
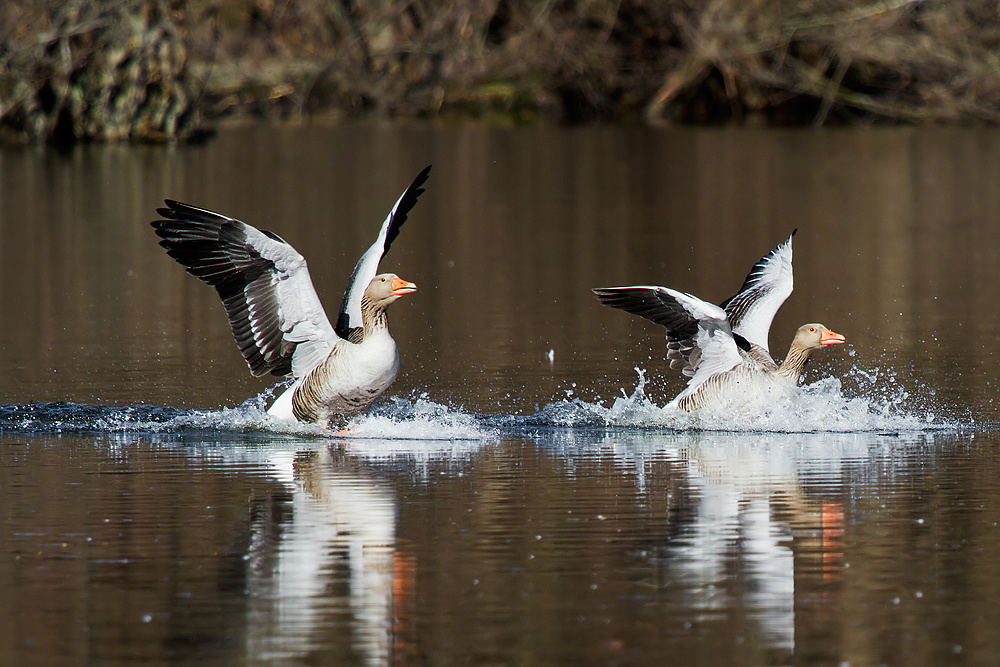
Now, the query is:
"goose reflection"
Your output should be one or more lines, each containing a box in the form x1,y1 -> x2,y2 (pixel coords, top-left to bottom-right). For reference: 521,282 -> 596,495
580,432 -> 868,655
239,442 -> 404,665
210,435 -> 487,663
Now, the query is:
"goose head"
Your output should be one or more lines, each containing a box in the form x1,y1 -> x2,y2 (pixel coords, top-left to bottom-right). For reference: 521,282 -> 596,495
793,323 -> 846,350
365,273 -> 417,308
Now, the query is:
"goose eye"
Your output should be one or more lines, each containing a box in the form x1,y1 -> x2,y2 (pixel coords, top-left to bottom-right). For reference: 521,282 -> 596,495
809,327 -> 816,332
380,277 -> 386,282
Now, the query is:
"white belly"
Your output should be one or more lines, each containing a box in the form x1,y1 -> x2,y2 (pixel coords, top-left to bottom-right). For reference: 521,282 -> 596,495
671,365 -> 783,412
267,331 -> 400,426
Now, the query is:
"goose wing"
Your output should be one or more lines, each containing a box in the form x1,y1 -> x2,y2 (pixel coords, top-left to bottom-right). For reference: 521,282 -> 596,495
719,231 -> 795,355
152,201 -> 338,379
335,165 -> 431,340
593,286 -> 747,389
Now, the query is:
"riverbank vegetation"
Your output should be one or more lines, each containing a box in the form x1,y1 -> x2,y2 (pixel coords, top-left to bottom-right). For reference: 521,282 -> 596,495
1,0 -> 999,144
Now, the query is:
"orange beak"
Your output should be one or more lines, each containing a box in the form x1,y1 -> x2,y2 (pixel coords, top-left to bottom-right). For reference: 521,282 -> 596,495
820,328 -> 846,345
391,276 -> 417,296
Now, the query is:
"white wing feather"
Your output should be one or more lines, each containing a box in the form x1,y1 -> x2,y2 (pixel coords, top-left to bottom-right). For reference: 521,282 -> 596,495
242,228 -> 338,377
592,285 -> 745,395
721,232 -> 795,354
338,201 -> 401,333
152,201 -> 339,380
336,166 -> 431,339
663,289 -> 745,394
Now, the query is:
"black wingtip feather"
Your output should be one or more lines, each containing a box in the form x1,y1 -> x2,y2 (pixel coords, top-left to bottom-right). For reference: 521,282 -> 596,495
151,199 -> 295,377
383,165 -> 432,254
593,286 -> 700,339
260,229 -> 287,244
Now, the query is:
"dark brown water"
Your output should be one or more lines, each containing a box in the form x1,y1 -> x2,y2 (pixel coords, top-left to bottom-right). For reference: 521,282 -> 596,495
1,124 -> 999,664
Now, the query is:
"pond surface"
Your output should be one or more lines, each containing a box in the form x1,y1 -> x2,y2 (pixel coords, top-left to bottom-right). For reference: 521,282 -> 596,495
1,123 -> 999,664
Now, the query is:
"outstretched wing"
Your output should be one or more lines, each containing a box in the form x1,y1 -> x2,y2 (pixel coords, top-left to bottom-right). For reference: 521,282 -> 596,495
335,165 -> 432,340
152,201 -> 338,379
593,286 -> 746,390
719,230 -> 795,355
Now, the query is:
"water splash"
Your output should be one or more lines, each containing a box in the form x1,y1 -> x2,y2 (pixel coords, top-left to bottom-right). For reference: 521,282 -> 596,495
352,395 -> 490,440
0,393 -> 494,441
516,366 -> 958,433
0,402 -> 185,432
0,361 -> 966,437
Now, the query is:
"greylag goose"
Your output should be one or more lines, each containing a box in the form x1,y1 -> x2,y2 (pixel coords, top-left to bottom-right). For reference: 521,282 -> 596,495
593,231 -> 845,411
151,165 -> 431,429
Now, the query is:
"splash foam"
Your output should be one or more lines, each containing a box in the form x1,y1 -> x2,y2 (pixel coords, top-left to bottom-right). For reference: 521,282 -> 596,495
158,393 -> 493,440
521,367 -> 954,433
0,392 -> 493,441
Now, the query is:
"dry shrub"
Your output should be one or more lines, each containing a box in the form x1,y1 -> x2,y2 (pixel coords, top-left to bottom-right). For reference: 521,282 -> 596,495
645,0 -> 1000,124
2,0 -> 999,144
179,0 -> 1000,125
0,0 -> 200,145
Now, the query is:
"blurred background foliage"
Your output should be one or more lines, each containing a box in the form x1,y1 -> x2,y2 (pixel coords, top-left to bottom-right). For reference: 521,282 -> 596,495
1,0 -> 999,144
